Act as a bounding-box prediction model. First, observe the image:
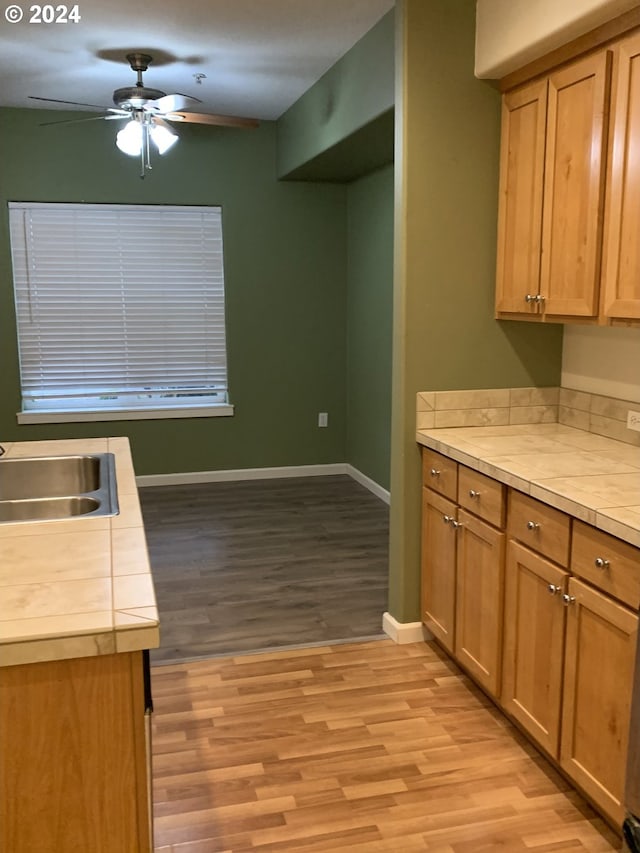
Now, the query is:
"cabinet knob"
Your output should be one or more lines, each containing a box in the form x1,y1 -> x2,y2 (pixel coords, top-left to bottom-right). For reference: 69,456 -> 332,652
468,489 -> 480,499
443,514 -> 454,525
562,594 -> 576,606
594,557 -> 610,569
548,584 -> 561,595
526,521 -> 540,531
451,520 -> 463,530
525,294 -> 537,303
430,468 -> 440,477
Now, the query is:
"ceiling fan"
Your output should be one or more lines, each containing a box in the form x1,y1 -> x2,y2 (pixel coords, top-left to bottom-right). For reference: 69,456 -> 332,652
29,53 -> 259,177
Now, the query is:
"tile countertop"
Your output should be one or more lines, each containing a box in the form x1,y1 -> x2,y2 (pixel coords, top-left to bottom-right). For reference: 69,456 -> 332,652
0,437 -> 159,667
416,423 -> 640,549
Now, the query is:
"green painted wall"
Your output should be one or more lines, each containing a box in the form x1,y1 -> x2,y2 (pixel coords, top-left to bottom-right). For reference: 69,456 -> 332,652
277,10 -> 395,179
388,0 -> 564,622
346,165 -> 394,490
0,109 -> 348,475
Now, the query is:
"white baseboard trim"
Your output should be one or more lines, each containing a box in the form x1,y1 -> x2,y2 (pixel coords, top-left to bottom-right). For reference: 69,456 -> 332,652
136,464 -> 390,503
136,463 -> 349,488
382,611 -> 430,645
346,465 -> 390,505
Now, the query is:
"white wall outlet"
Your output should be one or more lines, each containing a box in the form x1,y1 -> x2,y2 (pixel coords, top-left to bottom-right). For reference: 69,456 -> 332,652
318,412 -> 328,428
627,410 -> 640,432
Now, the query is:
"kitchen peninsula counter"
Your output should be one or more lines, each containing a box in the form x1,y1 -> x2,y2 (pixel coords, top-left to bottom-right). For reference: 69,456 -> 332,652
0,437 -> 159,667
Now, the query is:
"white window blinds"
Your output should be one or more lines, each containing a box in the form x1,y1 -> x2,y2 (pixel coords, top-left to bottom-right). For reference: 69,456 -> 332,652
8,202 -> 229,415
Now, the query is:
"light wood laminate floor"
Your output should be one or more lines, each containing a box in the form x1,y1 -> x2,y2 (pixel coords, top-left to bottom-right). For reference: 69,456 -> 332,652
139,477 -> 389,664
151,639 -> 622,852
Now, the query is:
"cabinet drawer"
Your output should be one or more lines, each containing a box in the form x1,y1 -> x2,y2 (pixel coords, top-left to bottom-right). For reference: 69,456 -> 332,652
571,520 -> 640,608
508,491 -> 571,566
458,466 -> 505,528
422,449 -> 458,500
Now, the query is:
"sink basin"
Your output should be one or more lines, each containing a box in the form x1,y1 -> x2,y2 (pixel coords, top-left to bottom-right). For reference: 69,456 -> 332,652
0,496 -> 100,523
0,454 -> 101,500
0,453 -> 119,524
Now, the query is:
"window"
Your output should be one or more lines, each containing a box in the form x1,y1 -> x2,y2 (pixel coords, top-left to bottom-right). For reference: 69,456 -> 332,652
8,202 -> 232,423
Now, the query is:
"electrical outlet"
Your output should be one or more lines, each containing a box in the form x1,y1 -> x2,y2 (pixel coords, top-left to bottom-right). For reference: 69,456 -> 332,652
627,410 -> 640,432
318,412 -> 328,428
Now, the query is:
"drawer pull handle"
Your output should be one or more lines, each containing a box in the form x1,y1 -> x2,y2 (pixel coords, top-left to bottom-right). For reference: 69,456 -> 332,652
548,584 -> 561,595
468,489 -> 481,499
594,557 -> 610,570
526,521 -> 540,531
562,594 -> 576,606
430,468 -> 440,477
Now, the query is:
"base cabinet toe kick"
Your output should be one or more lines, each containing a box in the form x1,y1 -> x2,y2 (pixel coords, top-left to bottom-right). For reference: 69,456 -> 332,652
420,448 -> 640,831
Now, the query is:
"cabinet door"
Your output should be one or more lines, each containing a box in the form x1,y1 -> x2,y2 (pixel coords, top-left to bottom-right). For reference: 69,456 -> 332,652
502,541 -> 568,757
454,509 -> 505,698
421,488 -> 457,653
602,32 -> 640,321
540,50 -> 612,317
560,577 -> 638,826
495,79 -> 547,316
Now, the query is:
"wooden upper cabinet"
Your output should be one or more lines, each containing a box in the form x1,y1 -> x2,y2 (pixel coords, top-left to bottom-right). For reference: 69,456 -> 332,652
495,79 -> 548,315
602,31 -> 640,321
540,51 -> 612,317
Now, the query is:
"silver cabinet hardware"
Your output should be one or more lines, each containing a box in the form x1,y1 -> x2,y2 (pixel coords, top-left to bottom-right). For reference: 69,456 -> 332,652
525,294 -> 537,303
526,521 -> 540,531
468,489 -> 481,499
443,514 -> 453,524
594,557 -> 610,569
451,520 -> 463,530
548,584 -> 562,595
562,593 -> 576,606
430,468 -> 440,477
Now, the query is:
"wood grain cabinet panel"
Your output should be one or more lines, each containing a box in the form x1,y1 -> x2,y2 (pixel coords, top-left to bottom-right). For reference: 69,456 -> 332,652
602,31 -> 640,321
571,519 -> 640,608
502,540 -> 568,757
0,652 -> 151,853
561,577 -> 638,827
540,50 -> 612,317
495,79 -> 548,315
422,448 -> 458,501
455,509 -> 505,698
508,490 -> 571,567
458,466 -> 506,528
496,47 -> 616,322
421,487 -> 458,653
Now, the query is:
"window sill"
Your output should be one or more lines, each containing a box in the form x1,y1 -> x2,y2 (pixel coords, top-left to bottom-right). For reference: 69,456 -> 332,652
17,404 -> 234,425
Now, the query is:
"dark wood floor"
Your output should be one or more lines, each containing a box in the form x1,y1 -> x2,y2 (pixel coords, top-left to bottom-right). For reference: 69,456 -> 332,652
139,476 -> 389,664
151,639 -> 621,852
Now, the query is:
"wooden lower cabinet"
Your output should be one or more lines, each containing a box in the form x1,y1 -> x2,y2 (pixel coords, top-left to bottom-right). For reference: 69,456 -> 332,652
502,540 -> 568,756
421,487 -> 457,653
455,510 -> 505,698
0,651 -> 151,853
560,577 -> 638,827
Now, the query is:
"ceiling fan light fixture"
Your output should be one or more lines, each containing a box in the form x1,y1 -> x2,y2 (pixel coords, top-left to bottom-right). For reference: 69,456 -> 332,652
150,123 -> 178,155
115,119 -> 143,156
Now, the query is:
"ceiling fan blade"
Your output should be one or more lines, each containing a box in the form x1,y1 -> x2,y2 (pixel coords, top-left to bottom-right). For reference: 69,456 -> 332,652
165,111 -> 259,129
28,95 -> 111,110
39,113 -> 130,127
148,93 -> 202,113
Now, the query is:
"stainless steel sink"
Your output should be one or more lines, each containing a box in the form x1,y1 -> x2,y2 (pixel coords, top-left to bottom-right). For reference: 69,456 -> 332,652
0,453 -> 119,524
0,495 -> 101,523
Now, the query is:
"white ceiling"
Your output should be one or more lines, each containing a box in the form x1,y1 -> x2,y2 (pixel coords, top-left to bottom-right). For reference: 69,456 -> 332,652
0,0 -> 395,120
